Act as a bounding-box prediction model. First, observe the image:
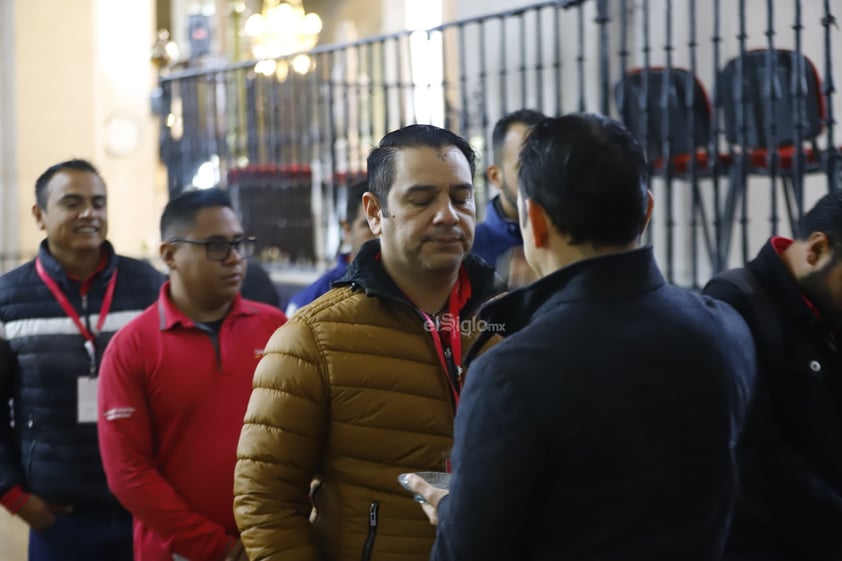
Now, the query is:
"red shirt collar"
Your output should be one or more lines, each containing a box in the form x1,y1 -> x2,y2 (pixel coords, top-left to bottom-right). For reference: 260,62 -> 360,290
452,264 -> 472,313
375,250 -> 472,313
770,236 -> 823,320
770,235 -> 793,255
158,281 -> 256,331
65,252 -> 109,295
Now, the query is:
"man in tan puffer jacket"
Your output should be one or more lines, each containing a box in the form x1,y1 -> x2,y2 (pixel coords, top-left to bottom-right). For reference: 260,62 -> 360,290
233,124 -> 500,561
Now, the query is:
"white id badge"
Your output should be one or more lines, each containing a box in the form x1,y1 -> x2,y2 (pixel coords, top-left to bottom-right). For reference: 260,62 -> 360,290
77,376 -> 99,423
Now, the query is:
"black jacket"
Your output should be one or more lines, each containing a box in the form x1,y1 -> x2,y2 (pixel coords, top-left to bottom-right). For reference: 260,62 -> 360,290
432,247 -> 756,561
704,240 -> 842,561
241,260 -> 281,308
0,241 -> 163,507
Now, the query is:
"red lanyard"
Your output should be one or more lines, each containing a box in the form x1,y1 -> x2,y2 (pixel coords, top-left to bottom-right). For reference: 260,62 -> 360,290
35,257 -> 118,344
419,305 -> 463,407
411,267 -> 471,408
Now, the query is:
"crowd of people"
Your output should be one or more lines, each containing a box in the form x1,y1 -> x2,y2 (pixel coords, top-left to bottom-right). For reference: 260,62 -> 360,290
0,111 -> 839,561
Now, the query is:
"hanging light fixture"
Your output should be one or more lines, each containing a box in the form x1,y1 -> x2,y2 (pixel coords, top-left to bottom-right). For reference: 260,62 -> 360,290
150,28 -> 180,70
244,0 -> 322,80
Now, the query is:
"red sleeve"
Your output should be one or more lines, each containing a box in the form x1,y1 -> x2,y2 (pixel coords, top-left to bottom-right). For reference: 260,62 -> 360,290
97,328 -> 232,561
1,485 -> 31,514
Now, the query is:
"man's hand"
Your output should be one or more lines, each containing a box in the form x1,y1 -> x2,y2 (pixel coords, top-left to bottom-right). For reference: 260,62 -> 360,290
16,495 -> 72,530
224,538 -> 249,561
403,474 -> 449,526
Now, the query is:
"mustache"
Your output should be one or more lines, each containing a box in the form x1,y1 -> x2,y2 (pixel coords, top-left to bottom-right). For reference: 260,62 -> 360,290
422,229 -> 466,241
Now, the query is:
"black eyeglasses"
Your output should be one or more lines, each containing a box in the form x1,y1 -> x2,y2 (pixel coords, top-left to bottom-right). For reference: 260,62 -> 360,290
168,237 -> 256,262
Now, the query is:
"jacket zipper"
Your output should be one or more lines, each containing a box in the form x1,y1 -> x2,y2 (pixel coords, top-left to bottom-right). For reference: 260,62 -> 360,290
443,346 -> 462,387
25,416 -> 36,477
80,293 -> 97,376
81,293 -> 91,332
360,501 -> 379,561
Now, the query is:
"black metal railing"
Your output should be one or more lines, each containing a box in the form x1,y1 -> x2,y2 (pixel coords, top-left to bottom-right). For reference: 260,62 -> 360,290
157,0 -> 840,288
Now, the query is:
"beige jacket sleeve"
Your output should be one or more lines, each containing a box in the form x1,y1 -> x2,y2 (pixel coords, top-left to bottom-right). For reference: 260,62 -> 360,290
234,318 -> 328,561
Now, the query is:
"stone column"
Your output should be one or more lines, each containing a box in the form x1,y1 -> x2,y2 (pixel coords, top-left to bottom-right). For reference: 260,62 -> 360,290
0,0 -> 20,271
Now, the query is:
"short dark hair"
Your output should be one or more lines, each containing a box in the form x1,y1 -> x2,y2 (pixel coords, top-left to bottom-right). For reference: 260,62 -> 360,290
491,109 -> 546,163
797,190 -> 842,244
160,188 -> 234,240
367,124 -> 477,208
345,178 -> 369,223
518,113 -> 649,246
35,159 -> 103,209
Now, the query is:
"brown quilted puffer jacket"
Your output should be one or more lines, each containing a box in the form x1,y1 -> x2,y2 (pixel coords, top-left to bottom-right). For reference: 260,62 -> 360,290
234,241 -> 498,561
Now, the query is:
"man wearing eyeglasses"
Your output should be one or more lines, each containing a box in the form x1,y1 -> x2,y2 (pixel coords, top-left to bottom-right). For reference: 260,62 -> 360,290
96,188 -> 287,561
0,159 -> 164,561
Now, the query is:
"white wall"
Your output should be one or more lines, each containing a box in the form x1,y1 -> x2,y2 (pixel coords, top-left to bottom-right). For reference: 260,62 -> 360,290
94,0 -> 167,258
0,7 -> 29,556
453,0 -> 539,20
0,0 -> 19,266
8,0 -> 164,261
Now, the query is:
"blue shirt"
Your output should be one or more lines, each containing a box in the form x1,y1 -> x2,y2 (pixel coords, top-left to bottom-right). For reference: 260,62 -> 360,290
285,255 -> 349,316
472,196 -> 522,267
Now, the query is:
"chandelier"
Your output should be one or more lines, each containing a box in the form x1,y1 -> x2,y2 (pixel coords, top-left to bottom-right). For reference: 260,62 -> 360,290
244,0 -> 323,80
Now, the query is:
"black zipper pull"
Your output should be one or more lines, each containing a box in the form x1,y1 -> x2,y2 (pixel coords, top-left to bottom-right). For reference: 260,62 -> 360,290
443,346 -> 461,390
361,501 -> 379,561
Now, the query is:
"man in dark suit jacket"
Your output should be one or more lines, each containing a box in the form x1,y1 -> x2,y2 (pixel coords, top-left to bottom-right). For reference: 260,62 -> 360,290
407,114 -> 757,561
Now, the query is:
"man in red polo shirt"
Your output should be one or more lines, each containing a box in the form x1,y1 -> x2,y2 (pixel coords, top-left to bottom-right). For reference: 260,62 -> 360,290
97,188 -> 286,561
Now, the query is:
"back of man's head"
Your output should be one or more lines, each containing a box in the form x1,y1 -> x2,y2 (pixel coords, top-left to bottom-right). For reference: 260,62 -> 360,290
796,190 -> 842,245
518,113 -> 649,247
35,159 -> 103,209
160,188 -> 233,240
367,124 -> 477,208
492,109 -> 546,163
345,178 -> 369,223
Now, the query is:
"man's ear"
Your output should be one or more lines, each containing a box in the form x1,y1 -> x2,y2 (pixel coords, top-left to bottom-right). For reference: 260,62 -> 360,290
805,231 -> 832,268
642,189 -> 655,234
525,198 -> 550,249
160,242 -> 177,270
32,205 -> 46,231
486,164 -> 502,188
362,192 -> 384,236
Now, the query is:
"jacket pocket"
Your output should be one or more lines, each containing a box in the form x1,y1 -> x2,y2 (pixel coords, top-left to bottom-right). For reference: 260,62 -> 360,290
360,501 -> 379,561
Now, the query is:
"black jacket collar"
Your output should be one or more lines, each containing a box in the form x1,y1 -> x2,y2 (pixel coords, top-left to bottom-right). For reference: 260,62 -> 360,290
334,239 -> 498,316
37,239 -> 118,289
748,239 -> 818,324
466,246 -> 664,364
